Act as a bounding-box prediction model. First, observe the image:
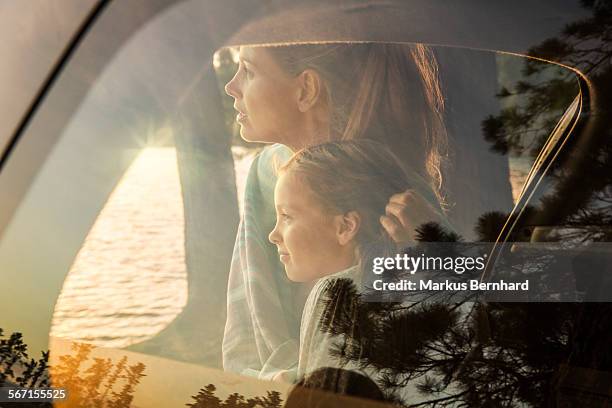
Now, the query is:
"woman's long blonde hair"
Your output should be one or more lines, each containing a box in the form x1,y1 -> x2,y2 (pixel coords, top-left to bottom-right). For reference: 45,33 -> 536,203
267,42 -> 448,206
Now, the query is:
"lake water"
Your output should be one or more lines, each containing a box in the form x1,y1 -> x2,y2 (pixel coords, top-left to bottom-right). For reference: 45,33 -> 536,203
50,146 -> 254,348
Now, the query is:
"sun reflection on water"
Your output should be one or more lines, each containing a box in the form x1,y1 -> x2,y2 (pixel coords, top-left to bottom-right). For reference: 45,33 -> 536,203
51,147 -> 188,348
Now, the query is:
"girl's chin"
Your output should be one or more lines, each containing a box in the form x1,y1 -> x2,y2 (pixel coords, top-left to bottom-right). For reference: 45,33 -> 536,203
284,268 -> 308,283
238,126 -> 254,142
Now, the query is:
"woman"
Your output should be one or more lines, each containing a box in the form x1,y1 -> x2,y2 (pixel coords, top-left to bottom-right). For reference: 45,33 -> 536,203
222,42 -> 449,381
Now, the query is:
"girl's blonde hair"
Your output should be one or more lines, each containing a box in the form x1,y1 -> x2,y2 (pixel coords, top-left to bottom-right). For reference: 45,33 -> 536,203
280,139 -> 413,248
267,42 -> 448,206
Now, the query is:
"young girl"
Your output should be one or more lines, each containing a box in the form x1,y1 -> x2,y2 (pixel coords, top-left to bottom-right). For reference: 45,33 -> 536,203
268,139 -> 447,381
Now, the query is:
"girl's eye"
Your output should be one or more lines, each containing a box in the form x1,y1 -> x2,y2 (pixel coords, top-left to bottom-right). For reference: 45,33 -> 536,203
279,213 -> 291,222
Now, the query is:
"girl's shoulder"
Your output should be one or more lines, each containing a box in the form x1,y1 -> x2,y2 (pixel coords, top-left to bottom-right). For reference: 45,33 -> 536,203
302,265 -> 361,322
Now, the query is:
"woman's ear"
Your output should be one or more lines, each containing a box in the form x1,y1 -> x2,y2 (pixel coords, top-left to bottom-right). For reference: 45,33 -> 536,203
296,69 -> 323,112
336,211 -> 361,246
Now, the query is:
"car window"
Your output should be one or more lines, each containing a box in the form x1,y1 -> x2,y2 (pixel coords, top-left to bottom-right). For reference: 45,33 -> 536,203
0,0 -> 609,407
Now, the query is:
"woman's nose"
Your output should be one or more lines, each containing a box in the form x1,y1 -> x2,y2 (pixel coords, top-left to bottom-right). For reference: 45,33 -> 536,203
225,72 -> 241,99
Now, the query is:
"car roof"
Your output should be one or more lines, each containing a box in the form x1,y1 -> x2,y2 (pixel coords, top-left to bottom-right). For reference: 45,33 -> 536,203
221,0 -> 589,59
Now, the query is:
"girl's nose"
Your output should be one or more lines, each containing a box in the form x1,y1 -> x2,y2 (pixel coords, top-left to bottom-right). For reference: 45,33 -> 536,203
268,224 -> 280,245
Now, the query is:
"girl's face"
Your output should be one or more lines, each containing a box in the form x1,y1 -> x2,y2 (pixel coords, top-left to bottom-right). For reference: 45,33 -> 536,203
225,47 -> 303,146
268,173 -> 357,282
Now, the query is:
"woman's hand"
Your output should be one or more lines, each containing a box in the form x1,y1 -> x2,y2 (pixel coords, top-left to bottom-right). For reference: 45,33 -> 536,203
380,189 -> 441,247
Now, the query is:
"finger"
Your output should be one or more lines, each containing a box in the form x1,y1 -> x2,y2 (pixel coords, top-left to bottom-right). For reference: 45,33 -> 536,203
389,189 -> 421,205
390,191 -> 439,219
385,202 -> 413,230
380,214 -> 401,236
380,214 -> 412,243
387,203 -> 442,238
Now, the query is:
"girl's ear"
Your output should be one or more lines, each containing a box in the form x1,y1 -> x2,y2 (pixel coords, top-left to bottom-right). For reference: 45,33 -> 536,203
336,211 -> 361,246
296,69 -> 323,112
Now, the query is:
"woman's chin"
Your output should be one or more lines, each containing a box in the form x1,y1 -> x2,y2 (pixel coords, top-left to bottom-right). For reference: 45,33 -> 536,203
239,126 -> 283,145
239,127 -> 264,144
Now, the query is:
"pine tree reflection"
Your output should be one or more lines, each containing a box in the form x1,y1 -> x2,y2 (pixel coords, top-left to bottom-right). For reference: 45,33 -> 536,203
303,2 -> 612,405
186,384 -> 283,408
0,329 -> 146,408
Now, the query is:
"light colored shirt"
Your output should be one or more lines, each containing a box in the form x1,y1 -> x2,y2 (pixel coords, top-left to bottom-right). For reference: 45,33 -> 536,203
297,265 -> 367,379
222,144 -> 304,380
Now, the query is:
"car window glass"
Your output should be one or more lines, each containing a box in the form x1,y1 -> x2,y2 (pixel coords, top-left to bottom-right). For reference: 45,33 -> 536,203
0,0 -> 600,405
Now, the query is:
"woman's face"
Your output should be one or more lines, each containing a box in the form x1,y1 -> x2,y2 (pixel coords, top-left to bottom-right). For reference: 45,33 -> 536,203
225,47 -> 303,145
268,172 -> 356,282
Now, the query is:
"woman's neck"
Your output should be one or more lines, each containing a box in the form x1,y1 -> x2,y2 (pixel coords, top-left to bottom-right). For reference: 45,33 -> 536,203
286,108 -> 331,151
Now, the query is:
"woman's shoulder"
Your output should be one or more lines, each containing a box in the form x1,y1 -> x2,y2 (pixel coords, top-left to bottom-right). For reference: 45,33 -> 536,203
258,143 -> 292,163
255,144 -> 292,179
242,144 -> 292,206
250,144 -> 293,198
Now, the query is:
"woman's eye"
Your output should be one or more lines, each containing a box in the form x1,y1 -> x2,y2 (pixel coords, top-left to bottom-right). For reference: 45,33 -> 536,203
280,213 -> 291,221
244,66 -> 254,79
237,62 -> 253,79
